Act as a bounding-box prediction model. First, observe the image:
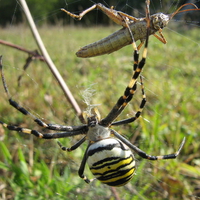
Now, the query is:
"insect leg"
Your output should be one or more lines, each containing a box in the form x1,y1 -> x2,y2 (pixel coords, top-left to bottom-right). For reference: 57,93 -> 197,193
62,3 -> 137,27
153,29 -> 167,44
117,11 -> 138,22
61,4 -> 97,20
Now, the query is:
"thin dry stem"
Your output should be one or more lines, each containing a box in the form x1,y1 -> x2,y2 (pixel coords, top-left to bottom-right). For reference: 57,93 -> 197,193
19,0 -> 83,122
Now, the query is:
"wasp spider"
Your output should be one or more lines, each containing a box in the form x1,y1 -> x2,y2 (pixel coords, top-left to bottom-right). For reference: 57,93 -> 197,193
0,1 -> 185,187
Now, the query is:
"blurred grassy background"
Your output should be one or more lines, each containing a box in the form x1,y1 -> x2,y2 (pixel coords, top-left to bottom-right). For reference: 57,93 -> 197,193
0,23 -> 199,200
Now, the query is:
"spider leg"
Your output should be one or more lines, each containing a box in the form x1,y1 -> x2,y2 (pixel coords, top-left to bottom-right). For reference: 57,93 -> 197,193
111,75 -> 146,126
99,44 -> 140,127
112,129 -> 186,160
78,144 -> 95,184
0,120 -> 88,139
58,136 -> 86,152
0,56 -> 83,131
100,1 -> 150,127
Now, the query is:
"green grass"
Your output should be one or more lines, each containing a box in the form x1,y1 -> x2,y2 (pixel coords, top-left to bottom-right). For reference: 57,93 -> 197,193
0,24 -> 199,200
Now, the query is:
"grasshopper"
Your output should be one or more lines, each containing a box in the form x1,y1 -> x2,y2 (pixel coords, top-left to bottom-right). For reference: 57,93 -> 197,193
62,3 -> 199,58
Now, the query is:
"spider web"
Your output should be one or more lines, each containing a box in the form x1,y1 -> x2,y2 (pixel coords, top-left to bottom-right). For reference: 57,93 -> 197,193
0,0 -> 199,199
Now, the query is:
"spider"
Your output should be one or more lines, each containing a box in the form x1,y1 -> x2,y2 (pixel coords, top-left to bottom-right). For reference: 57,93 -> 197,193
0,0 -> 185,187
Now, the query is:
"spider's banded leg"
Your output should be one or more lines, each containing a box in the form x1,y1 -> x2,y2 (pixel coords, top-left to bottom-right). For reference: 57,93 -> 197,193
99,34 -> 141,126
100,13 -> 150,127
122,14 -> 139,72
111,76 -> 146,126
132,0 -> 150,71
100,30 -> 142,125
58,136 -> 86,152
100,48 -> 146,127
78,145 -> 94,184
100,81 -> 137,127
45,124 -> 87,131
0,121 -> 88,139
133,47 -> 139,71
112,129 -> 186,160
0,56 -> 82,132
111,75 -> 145,124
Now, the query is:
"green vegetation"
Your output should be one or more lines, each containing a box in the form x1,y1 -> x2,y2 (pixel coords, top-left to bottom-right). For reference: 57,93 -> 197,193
0,24 -> 199,199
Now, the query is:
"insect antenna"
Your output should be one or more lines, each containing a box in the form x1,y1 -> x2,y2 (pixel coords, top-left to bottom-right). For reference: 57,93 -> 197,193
169,3 -> 200,19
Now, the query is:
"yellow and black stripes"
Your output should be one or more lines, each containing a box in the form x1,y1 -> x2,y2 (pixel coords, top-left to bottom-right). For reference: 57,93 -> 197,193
111,76 -> 146,126
0,0 -> 186,187
90,156 -> 135,186
0,121 -> 88,139
87,139 -> 135,186
99,1 -> 150,127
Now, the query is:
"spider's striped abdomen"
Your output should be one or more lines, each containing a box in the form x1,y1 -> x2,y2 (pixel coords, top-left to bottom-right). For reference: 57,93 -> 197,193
87,138 -> 135,186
